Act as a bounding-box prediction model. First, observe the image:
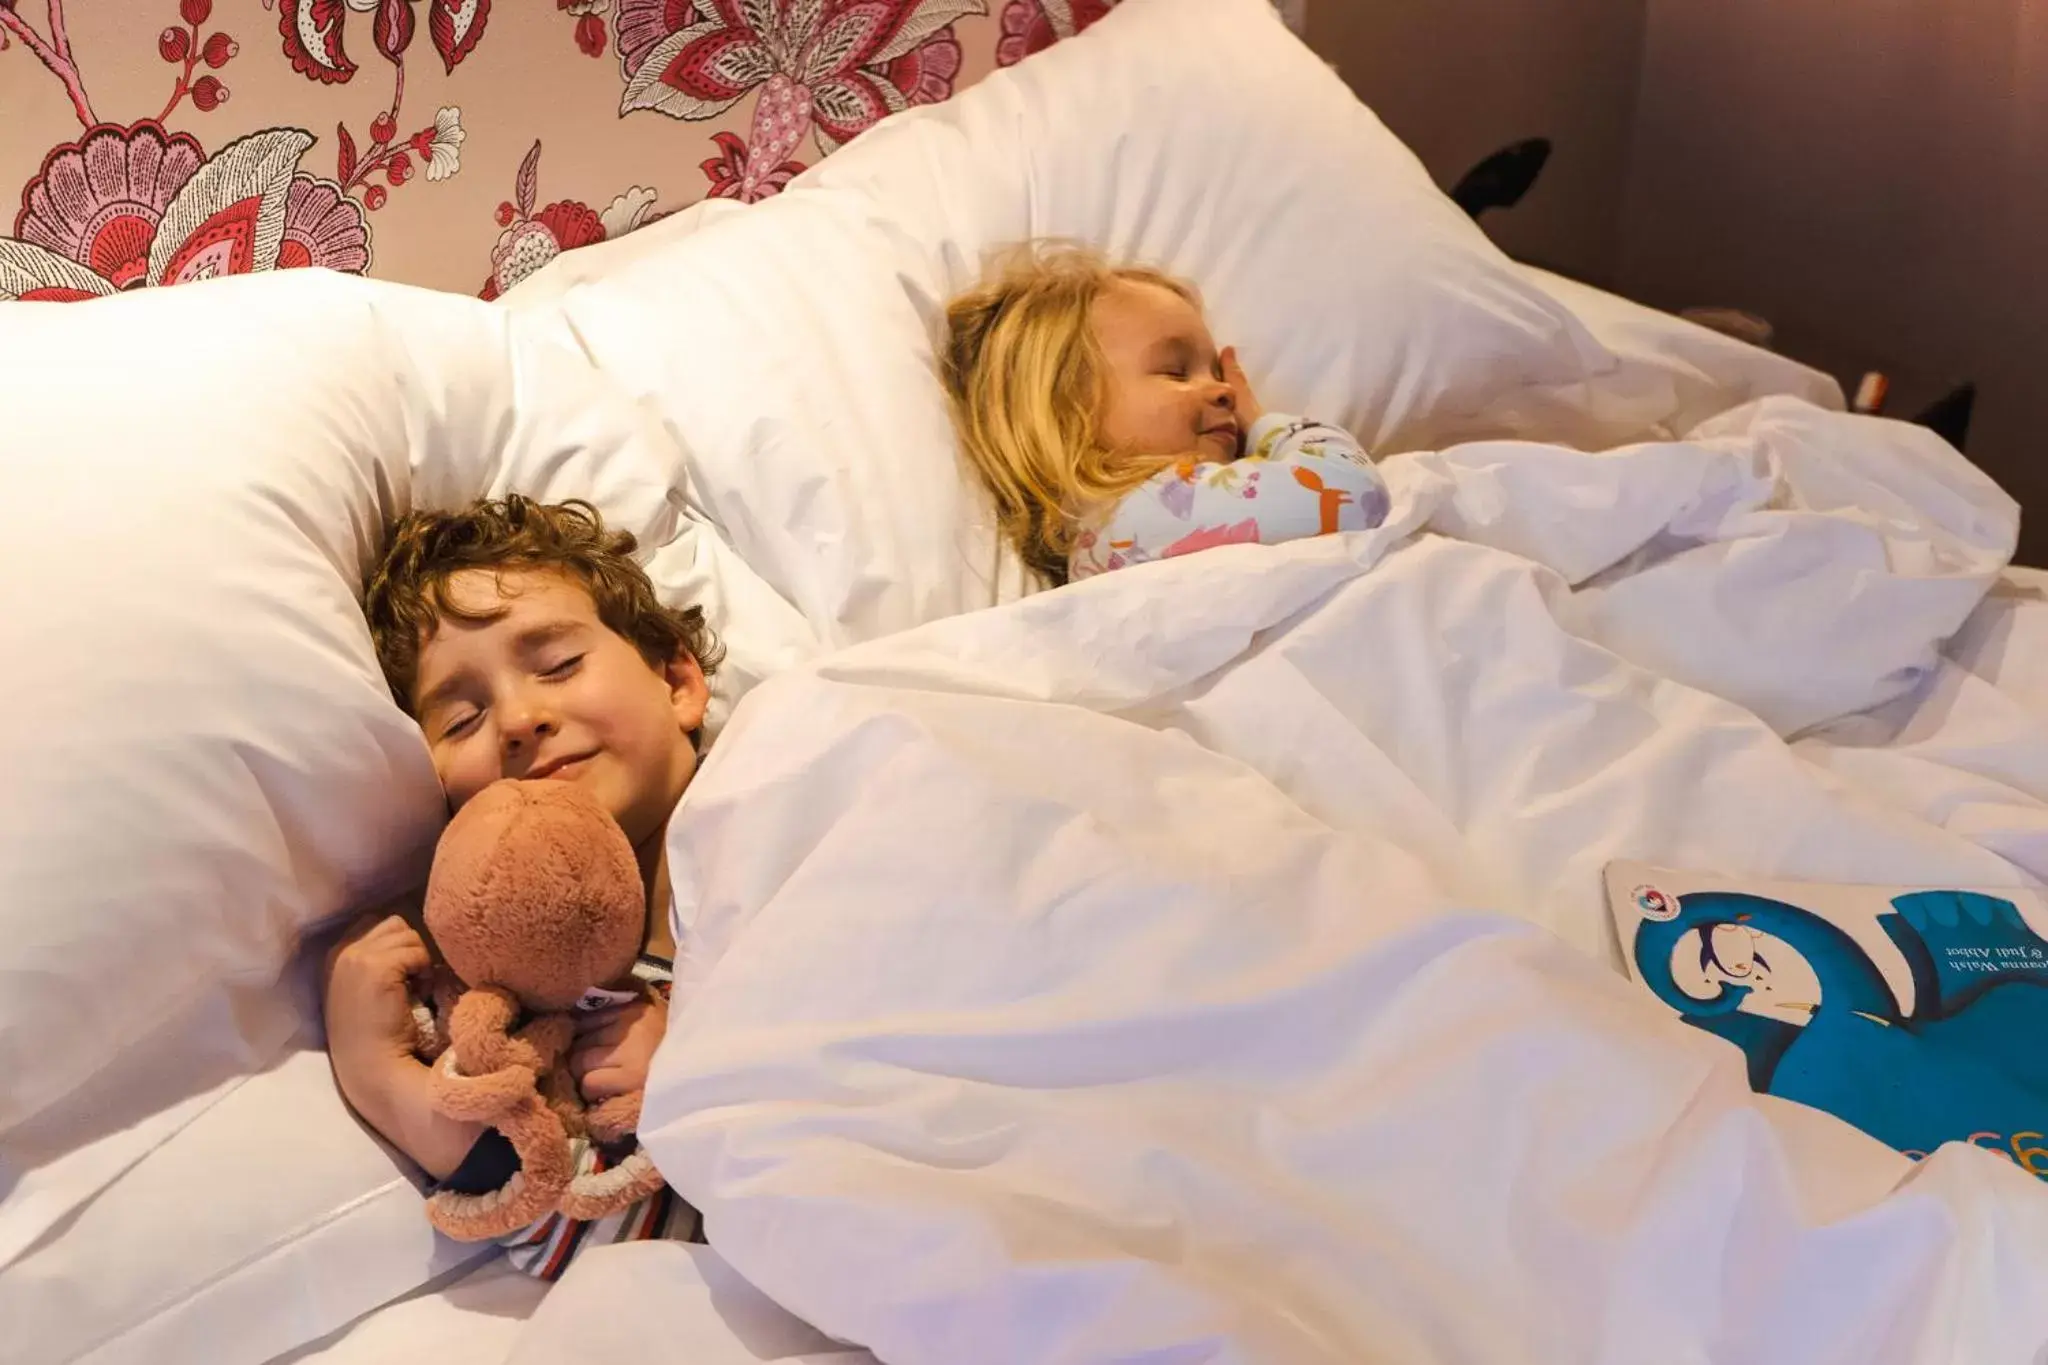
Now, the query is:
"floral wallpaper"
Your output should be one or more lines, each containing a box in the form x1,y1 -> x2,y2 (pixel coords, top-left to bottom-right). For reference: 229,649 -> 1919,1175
0,0 -> 1120,302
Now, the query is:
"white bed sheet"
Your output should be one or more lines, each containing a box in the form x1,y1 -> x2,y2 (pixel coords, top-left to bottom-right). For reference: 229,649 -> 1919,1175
270,1259 -> 545,1365
272,1243 -> 864,1365
6,1035 -> 490,1365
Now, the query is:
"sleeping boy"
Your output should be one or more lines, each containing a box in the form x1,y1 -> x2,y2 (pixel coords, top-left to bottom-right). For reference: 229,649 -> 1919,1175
323,495 -> 717,1277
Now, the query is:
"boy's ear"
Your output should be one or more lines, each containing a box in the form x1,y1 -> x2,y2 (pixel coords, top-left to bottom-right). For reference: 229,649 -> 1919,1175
663,649 -> 710,735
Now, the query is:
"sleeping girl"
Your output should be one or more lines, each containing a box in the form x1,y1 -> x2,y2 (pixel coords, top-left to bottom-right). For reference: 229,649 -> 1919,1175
941,243 -> 1390,584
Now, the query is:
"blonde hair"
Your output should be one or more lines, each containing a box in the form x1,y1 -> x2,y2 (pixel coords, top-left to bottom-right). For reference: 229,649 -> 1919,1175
941,243 -> 1199,583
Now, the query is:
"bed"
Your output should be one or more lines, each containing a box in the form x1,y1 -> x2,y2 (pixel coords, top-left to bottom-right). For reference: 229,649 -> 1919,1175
4,1 -> 2045,1362
248,563 -> 2048,1365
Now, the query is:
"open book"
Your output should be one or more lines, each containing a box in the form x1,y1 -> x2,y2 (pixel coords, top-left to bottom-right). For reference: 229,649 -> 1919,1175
1605,862 -> 2048,1175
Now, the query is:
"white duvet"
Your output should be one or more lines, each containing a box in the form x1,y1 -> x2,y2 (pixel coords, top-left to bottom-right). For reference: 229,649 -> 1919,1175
627,397 -> 2048,1364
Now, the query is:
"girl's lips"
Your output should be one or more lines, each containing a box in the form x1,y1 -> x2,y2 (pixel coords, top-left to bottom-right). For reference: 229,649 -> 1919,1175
1199,426 -> 1242,459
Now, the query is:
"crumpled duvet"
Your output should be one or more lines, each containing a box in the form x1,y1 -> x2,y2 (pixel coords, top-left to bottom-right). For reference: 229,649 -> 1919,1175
636,398 -> 2048,1364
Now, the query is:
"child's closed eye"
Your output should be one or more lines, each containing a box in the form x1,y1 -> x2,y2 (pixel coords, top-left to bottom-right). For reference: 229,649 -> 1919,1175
442,710 -> 482,739
540,654 -> 584,679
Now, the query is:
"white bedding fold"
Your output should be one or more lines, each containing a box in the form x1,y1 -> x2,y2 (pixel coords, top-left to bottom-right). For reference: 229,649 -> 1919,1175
634,400 -> 2047,1363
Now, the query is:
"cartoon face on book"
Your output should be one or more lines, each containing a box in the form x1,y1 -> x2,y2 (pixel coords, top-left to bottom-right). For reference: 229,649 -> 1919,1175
1679,921 -> 1826,1027
1610,864 -> 2048,1178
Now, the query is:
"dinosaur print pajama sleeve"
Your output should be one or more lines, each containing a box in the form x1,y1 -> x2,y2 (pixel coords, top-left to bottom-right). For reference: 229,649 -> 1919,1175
1068,413 -> 1391,582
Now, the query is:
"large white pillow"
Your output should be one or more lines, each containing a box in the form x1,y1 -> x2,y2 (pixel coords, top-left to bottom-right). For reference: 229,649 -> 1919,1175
516,0 -> 1792,646
801,0 -> 1612,452
0,268 -> 698,1273
514,189 -> 1031,646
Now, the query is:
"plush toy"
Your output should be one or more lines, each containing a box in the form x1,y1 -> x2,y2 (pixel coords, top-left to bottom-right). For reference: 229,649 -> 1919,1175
415,778 -> 668,1241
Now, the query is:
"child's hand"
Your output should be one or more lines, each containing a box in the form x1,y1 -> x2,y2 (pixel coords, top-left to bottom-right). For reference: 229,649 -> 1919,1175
570,993 -> 670,1102
323,914 -> 430,1084
1221,346 -> 1266,431
321,911 -> 487,1180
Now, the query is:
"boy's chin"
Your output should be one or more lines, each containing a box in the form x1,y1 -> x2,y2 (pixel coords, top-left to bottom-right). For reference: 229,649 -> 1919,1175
542,764 -> 631,832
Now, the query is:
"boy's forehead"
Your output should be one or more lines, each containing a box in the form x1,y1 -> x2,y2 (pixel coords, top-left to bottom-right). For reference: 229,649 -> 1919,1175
416,569 -> 600,668
437,566 -> 594,621
411,569 -> 598,707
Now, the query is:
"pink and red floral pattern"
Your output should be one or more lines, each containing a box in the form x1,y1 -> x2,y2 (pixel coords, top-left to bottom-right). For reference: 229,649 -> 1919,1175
479,141 -> 661,299
700,131 -> 803,204
0,0 -> 470,298
275,0 -> 492,85
618,0 -> 980,200
0,121 -> 367,301
279,175 -> 373,273
14,122 -> 204,289
558,0 -> 614,58
157,0 -> 241,122
1,0 -> 1122,303
995,0 -> 1112,67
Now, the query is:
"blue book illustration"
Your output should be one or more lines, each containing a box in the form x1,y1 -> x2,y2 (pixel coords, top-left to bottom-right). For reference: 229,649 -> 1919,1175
1606,863 -> 2048,1175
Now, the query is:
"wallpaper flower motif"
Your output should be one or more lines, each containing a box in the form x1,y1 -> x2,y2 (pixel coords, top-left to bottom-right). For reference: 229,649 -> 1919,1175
3,122 -> 356,300
616,0 -> 981,202
1,0 -> 1122,301
995,0 -> 1112,66
479,139 -> 661,299
274,0 -> 491,84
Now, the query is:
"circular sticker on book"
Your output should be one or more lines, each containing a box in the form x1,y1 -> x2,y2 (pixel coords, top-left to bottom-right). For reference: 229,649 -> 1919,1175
1632,885 -> 1678,922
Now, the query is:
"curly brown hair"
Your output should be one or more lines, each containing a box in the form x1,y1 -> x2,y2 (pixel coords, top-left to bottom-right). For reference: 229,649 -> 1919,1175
365,496 -> 723,713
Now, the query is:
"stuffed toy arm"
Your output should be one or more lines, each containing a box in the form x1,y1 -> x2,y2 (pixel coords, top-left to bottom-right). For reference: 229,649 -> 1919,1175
421,987 -> 579,1241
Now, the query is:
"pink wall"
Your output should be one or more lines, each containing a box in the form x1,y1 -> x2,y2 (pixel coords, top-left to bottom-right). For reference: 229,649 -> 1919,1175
1312,0 -> 1648,286
0,1 -> 1093,301
1618,0 -> 2048,559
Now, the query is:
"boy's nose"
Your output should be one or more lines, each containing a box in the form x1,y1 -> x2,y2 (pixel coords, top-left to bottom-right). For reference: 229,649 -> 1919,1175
501,704 -> 558,752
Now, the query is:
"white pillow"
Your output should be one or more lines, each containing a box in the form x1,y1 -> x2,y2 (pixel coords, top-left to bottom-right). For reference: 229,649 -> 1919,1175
513,189 -> 1033,646
0,268 -> 695,1270
501,198 -> 746,312
521,0 -> 1746,644
640,504 -> 826,739
802,0 -> 1613,453
1515,265 -> 1846,429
